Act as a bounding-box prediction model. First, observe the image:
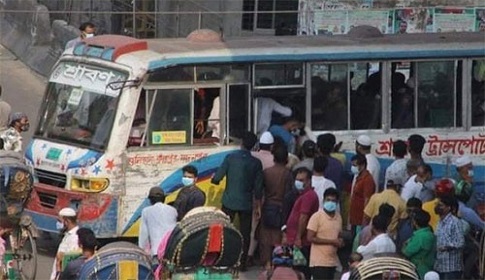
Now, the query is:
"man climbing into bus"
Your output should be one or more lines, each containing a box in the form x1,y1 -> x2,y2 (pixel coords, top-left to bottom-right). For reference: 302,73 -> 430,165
65,22 -> 96,50
269,116 -> 300,154
256,97 -> 292,136
173,165 -> 206,221
211,131 -> 263,271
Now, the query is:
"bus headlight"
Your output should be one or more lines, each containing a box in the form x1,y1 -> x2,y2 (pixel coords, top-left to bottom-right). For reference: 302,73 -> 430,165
71,178 -> 109,192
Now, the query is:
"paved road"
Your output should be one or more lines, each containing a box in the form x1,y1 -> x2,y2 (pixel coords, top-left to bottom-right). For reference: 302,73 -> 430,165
0,44 -> 262,279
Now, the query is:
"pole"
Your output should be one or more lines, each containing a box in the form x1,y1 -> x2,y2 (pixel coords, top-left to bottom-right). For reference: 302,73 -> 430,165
132,0 -> 136,37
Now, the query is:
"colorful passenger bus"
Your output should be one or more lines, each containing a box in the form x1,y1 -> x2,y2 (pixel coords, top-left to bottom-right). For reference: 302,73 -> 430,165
24,29 -> 485,238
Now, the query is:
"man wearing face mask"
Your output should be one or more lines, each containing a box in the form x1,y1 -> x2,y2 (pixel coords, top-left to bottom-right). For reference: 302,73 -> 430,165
284,167 -> 319,279
349,154 -> 375,237
395,197 -> 422,251
401,164 -> 433,202
434,195 -> 465,280
0,112 -> 29,152
65,22 -> 96,50
422,179 -> 454,232
50,207 -> 80,280
355,135 -> 380,192
173,165 -> 206,221
307,188 -> 344,280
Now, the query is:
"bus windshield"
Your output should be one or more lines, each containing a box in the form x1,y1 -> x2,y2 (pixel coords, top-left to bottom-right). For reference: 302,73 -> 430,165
35,62 -> 127,150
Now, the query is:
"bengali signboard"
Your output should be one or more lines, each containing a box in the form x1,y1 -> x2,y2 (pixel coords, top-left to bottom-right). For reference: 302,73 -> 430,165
298,1 -> 485,35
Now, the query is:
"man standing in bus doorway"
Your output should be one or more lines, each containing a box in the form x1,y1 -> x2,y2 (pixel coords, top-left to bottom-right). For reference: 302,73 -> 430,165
173,165 -> 206,221
0,85 -> 11,131
0,112 -> 29,152
50,207 -> 80,280
256,97 -> 292,136
139,187 -> 177,260
65,22 -> 96,50
355,135 -> 380,192
211,131 -> 263,271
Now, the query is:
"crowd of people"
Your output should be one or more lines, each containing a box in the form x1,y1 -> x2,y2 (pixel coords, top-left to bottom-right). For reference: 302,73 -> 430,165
131,126 -> 484,280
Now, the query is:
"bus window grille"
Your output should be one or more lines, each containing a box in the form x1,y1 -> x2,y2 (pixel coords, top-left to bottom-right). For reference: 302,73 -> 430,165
38,192 -> 57,209
35,169 -> 67,188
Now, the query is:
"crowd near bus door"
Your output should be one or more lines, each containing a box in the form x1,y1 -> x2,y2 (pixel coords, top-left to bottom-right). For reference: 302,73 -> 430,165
226,84 -> 251,141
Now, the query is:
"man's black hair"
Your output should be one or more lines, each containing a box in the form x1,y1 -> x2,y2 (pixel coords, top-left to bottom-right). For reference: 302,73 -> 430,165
317,133 -> 337,155
182,165 -> 198,177
77,227 -> 98,251
372,214 -> 388,232
273,145 -> 288,164
323,187 -> 339,200
241,131 -> 257,150
414,210 -> 431,228
313,156 -> 328,173
406,197 -> 422,208
351,154 -> 367,166
79,22 -> 95,32
408,134 -> 426,154
294,167 -> 312,181
392,140 -> 407,158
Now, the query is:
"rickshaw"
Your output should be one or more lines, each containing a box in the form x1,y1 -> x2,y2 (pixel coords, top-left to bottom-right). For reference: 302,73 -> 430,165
0,151 -> 38,280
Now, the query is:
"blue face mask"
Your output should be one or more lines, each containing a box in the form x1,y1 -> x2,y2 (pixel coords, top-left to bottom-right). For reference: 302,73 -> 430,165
182,177 -> 194,187
294,180 -> 305,191
323,201 -> 337,212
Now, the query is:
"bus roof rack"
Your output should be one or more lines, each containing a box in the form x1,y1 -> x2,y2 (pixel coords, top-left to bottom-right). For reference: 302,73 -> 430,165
73,35 -> 148,62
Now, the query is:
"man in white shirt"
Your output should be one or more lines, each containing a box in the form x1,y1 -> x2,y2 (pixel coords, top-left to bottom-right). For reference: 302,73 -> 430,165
50,208 -> 80,280
139,187 -> 178,258
401,164 -> 433,202
65,22 -> 96,50
357,214 -> 396,260
311,156 -> 336,204
356,135 -> 380,192
256,97 -> 292,136
384,140 -> 408,189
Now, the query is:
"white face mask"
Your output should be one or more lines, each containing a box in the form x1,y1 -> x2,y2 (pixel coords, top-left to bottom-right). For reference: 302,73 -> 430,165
182,177 -> 195,187
85,33 -> 94,38
468,170 -> 474,177
351,165 -> 359,175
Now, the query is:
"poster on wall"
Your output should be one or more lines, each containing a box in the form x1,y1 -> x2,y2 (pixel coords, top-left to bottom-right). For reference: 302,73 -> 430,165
394,8 -> 434,33
475,8 -> 485,31
348,10 -> 391,34
434,7 -> 476,32
313,10 -> 348,35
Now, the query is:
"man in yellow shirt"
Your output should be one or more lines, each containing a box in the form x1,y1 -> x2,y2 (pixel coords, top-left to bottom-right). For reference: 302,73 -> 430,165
422,178 -> 455,231
363,177 -> 407,238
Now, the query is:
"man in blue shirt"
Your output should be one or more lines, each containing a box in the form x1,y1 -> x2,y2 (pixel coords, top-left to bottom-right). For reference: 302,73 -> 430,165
211,131 -> 264,271
268,116 -> 300,154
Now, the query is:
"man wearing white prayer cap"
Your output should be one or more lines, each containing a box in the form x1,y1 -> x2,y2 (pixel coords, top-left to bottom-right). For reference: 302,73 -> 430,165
424,271 -> 440,280
355,135 -> 380,191
50,207 -> 80,280
455,155 -> 473,186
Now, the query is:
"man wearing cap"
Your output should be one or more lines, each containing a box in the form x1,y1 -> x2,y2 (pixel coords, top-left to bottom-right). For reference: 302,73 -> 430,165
356,135 -> 380,192
292,140 -> 316,172
0,112 -> 29,152
139,187 -> 177,259
363,176 -> 407,238
50,207 -> 80,280
384,140 -> 408,190
251,131 -> 275,170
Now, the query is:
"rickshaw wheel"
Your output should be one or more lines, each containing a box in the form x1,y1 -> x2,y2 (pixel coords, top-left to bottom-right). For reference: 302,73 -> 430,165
10,227 -> 37,280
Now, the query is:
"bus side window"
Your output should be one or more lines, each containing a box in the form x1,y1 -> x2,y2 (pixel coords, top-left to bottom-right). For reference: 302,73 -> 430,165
472,60 -> 485,127
194,88 -> 221,144
350,63 -> 382,130
147,89 -> 192,146
128,90 -> 147,147
416,61 -> 457,128
391,62 -> 414,129
310,63 -> 348,131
